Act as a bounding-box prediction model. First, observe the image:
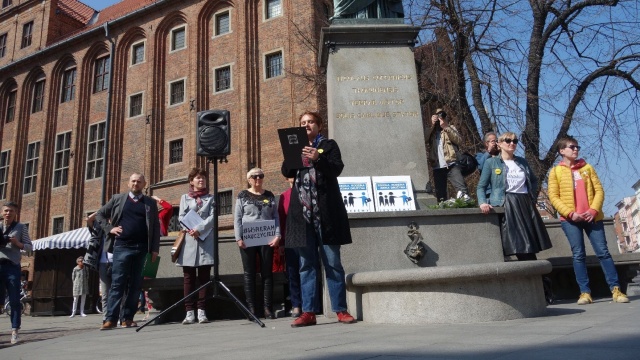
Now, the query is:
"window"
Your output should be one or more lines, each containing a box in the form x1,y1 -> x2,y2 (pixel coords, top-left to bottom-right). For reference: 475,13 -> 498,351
171,26 -> 186,51
169,139 -> 183,164
23,142 -> 40,194
21,21 -> 33,49
266,0 -> 282,19
0,33 -> 7,58
215,66 -> 231,92
94,57 -> 110,93
53,132 -> 71,188
32,78 -> 45,113
215,11 -> 230,36
168,206 -> 180,232
52,217 -> 64,235
265,51 -> 283,79
0,150 -> 10,200
129,93 -> 143,117
217,190 -> 232,216
86,122 -> 106,180
5,87 -> 16,123
61,68 -> 76,103
2,0 -> 12,8
169,80 -> 185,105
132,42 -> 145,65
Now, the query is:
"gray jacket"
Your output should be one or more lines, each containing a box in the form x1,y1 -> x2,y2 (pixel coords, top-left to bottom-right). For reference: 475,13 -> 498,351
177,193 -> 215,267
95,193 -> 161,254
0,222 -> 32,265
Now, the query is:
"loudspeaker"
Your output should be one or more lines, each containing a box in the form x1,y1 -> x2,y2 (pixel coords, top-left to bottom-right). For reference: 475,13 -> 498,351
196,110 -> 230,157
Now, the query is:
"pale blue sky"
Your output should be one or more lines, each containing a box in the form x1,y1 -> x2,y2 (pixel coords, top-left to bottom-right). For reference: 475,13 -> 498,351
82,0 -> 120,11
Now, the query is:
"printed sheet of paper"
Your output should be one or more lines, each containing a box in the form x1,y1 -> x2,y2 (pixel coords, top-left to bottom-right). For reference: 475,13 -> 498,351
371,176 -> 416,211
179,209 -> 212,241
242,220 -> 277,247
338,177 -> 375,213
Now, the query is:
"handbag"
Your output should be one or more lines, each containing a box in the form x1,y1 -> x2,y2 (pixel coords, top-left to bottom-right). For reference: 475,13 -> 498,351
454,145 -> 478,177
171,231 -> 186,263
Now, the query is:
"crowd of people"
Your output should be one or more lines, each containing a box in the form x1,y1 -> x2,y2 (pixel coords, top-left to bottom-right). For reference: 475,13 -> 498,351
0,108 -> 631,345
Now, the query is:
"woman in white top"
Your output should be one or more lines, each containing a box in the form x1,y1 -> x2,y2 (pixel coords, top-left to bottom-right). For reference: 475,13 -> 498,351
477,132 -> 552,260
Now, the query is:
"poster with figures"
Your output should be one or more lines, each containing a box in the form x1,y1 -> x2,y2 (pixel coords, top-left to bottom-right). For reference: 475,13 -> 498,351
337,177 -> 375,213
371,176 -> 416,211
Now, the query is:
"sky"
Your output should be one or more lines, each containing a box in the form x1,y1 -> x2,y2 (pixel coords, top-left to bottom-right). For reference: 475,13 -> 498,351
76,0 -> 639,216
82,0 -> 120,11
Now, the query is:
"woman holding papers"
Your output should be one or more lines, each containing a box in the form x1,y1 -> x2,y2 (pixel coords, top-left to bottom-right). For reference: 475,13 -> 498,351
234,167 -> 281,319
177,168 -> 215,325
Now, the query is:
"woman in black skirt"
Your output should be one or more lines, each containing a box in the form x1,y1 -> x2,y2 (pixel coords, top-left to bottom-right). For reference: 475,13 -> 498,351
477,132 -> 552,260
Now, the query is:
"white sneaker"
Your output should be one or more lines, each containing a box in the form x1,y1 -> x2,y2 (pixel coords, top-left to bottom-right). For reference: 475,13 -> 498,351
197,309 -> 210,324
70,313 -> 75,318
182,310 -> 196,325
81,313 -> 87,317
11,330 -> 18,344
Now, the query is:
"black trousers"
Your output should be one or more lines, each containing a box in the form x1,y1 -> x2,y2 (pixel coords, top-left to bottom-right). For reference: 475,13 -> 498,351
433,165 -> 468,202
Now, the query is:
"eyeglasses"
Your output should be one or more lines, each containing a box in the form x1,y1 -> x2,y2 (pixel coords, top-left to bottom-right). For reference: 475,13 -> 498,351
565,145 -> 581,151
502,138 -> 518,145
250,174 -> 265,180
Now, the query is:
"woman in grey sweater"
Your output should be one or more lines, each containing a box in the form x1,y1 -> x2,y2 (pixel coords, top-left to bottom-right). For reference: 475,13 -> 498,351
234,168 -> 280,319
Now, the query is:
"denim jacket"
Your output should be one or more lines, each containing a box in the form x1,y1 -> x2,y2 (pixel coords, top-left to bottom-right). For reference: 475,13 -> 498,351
477,155 -> 537,206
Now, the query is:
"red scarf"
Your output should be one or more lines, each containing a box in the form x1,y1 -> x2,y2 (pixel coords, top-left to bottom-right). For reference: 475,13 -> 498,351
188,186 -> 209,207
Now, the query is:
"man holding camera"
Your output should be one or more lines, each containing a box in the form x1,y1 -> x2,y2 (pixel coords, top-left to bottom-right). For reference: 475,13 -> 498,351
0,201 -> 32,345
426,108 -> 470,202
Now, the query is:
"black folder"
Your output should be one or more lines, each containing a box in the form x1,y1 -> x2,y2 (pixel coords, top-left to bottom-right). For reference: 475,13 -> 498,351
278,127 -> 308,170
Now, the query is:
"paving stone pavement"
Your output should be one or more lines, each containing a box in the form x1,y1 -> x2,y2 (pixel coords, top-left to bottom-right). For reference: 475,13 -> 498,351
1,294 -> 639,360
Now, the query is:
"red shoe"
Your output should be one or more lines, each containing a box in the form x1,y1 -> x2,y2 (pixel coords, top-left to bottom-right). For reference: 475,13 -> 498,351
337,311 -> 357,324
291,312 -> 316,328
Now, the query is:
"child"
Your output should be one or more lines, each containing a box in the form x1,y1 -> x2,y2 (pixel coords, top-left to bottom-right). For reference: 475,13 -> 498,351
547,135 -> 629,305
71,256 -> 89,317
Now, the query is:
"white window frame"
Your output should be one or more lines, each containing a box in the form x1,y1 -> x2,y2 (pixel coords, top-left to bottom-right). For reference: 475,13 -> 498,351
213,63 -> 233,93
213,9 -> 232,37
168,78 -> 187,107
264,49 -> 284,80
170,25 -> 187,53
52,131 -> 71,188
168,138 -> 184,165
264,0 -> 283,21
130,40 -> 146,66
128,92 -> 145,118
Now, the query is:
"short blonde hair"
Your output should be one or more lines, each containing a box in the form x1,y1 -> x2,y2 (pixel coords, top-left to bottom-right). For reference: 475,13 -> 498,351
246,167 -> 264,179
498,132 -> 518,142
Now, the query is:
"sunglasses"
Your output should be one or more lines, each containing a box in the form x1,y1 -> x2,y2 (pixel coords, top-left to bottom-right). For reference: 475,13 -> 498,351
250,174 -> 265,180
565,145 -> 581,151
502,138 -> 518,145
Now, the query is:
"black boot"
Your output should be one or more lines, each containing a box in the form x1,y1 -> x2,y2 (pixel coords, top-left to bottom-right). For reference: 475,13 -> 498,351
263,276 -> 275,319
243,272 -> 256,319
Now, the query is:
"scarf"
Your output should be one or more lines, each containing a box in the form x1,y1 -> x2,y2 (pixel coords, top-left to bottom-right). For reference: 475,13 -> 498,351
188,186 -> 209,207
296,134 -> 325,233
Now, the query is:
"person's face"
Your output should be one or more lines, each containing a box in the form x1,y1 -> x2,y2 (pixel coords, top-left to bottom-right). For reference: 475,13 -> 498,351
559,142 -> 580,162
190,174 -> 207,190
499,136 -> 518,154
129,174 -> 146,194
77,259 -> 83,266
300,115 -> 321,141
2,206 -> 16,223
248,172 -> 265,188
485,135 -> 498,154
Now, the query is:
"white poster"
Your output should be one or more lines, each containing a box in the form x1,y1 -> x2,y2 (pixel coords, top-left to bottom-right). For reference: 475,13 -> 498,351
337,177 -> 375,213
241,220 -> 277,247
371,176 -> 416,211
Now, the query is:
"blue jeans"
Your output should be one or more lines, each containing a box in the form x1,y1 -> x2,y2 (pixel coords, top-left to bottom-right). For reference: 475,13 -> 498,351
560,220 -> 619,294
285,248 -> 301,309
106,243 -> 146,322
0,260 -> 22,330
298,224 -> 347,313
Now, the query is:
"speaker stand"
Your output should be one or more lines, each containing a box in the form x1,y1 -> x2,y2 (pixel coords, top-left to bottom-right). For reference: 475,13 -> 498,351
137,156 -> 265,331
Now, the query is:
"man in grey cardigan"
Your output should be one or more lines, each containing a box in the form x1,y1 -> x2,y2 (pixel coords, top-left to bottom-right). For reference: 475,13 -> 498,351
96,173 -> 160,330
0,201 -> 32,344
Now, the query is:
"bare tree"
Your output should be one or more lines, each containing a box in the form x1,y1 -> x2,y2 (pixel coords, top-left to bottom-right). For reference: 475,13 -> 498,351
409,0 -> 640,195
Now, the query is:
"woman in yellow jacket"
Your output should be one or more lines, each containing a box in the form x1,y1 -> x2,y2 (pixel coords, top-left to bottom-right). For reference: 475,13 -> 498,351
548,136 -> 629,305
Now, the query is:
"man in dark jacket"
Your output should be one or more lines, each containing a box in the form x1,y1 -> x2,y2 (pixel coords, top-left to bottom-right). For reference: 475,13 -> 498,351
282,111 -> 356,327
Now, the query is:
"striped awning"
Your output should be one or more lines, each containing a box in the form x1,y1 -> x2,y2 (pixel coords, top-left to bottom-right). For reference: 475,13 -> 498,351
32,227 -> 91,251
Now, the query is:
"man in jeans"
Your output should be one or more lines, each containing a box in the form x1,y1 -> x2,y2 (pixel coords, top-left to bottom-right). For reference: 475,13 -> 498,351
96,173 -> 160,329
426,108 -> 469,202
0,201 -> 32,344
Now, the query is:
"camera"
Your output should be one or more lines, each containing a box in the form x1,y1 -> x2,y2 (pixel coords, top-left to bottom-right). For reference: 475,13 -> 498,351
437,111 -> 447,119
0,234 -> 9,247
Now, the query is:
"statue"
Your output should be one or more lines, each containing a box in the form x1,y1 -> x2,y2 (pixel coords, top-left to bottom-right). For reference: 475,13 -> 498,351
332,0 -> 404,19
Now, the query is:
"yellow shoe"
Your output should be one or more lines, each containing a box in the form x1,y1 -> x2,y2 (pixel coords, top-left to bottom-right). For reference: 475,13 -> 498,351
612,286 -> 630,303
577,293 -> 593,305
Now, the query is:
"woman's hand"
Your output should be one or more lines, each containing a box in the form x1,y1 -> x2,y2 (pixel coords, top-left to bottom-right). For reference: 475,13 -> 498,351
570,212 -> 585,222
302,146 -> 319,161
480,203 -> 493,214
236,239 -> 246,249
268,236 -> 281,247
188,229 -> 200,238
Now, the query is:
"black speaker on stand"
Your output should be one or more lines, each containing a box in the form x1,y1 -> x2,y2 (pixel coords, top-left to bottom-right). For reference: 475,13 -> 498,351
138,110 -> 265,331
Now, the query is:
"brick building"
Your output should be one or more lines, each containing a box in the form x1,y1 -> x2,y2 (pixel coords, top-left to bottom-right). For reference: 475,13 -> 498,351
0,0 -> 329,238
